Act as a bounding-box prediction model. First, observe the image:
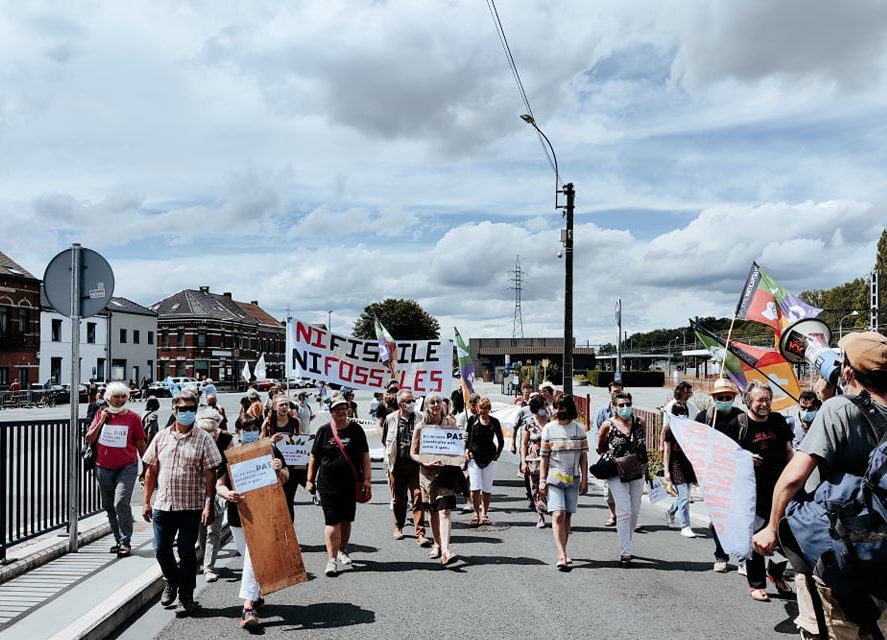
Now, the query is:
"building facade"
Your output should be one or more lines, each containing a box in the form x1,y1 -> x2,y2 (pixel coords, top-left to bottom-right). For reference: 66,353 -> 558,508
39,296 -> 157,384
0,251 -> 41,387
468,336 -> 597,384
149,287 -> 284,386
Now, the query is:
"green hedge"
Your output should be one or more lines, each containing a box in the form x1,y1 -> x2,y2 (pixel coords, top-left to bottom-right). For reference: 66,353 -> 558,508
585,370 -> 666,387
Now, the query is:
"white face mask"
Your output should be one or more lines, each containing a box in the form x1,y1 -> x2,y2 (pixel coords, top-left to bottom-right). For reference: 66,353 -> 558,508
105,402 -> 126,414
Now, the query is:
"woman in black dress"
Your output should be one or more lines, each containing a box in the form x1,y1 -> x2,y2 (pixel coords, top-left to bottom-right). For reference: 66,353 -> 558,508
306,396 -> 371,578
262,393 -> 306,521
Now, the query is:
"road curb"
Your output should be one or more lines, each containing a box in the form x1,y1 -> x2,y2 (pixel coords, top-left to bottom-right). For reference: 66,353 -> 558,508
0,521 -> 112,585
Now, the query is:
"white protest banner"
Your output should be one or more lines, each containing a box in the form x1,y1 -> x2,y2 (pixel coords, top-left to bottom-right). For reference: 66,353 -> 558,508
277,435 -> 310,468
98,425 -> 129,448
419,428 -> 465,456
230,454 -> 278,493
285,317 -> 453,395
669,416 -> 756,559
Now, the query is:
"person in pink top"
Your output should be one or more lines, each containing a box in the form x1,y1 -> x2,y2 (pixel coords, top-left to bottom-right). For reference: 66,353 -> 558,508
85,381 -> 147,558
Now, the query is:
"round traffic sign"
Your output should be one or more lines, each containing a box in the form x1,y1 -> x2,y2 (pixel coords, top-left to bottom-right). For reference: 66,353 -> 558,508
42,246 -> 115,318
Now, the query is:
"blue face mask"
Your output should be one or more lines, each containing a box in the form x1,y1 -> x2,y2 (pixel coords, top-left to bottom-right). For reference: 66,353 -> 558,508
538,409 -> 547,417
241,430 -> 259,443
799,410 -> 818,423
176,410 -> 196,426
715,400 -> 734,413
617,406 -> 633,419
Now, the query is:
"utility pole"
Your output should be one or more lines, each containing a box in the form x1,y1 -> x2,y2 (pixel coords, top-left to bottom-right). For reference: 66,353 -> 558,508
563,183 -> 574,395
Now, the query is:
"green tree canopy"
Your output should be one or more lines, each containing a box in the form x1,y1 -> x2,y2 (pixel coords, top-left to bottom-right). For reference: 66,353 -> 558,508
352,298 -> 440,341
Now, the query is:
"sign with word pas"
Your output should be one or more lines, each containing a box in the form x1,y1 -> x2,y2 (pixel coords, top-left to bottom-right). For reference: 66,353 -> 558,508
417,427 -> 465,465
285,318 -> 453,394
276,435 -> 310,468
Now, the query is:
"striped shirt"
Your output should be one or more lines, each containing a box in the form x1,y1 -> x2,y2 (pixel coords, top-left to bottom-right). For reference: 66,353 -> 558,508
541,420 -> 588,479
142,425 -> 222,511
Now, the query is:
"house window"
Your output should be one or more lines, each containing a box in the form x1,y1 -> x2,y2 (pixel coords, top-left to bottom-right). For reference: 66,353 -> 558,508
147,360 -> 153,378
177,329 -> 185,346
52,319 -> 63,342
148,331 -> 154,345
119,328 -> 127,343
133,330 -> 140,344
51,357 -> 62,383
87,322 -> 97,344
161,331 -> 169,347
111,359 -> 126,380
197,332 -> 206,347
0,307 -> 8,336
18,308 -> 28,334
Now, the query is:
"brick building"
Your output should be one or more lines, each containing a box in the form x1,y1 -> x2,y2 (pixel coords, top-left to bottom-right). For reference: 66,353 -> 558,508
149,287 -> 285,386
0,251 -> 41,387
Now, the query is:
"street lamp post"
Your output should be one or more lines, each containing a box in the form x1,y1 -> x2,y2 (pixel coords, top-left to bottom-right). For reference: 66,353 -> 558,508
520,114 -> 574,395
667,336 -> 680,382
839,310 -> 860,339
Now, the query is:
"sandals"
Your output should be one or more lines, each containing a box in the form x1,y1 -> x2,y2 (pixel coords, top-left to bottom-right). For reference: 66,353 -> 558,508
768,574 -> 793,595
481,516 -> 492,526
428,545 -> 441,559
469,515 -> 480,527
748,588 -> 770,602
556,557 -> 571,572
441,551 -> 459,566
603,517 -> 616,527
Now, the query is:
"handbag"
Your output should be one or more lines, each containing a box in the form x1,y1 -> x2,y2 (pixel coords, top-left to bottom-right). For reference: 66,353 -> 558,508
81,441 -> 98,472
330,423 -> 371,503
589,456 -> 617,479
614,453 -> 643,482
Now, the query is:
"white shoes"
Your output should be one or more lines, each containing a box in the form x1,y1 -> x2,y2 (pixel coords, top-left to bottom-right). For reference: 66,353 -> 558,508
337,550 -> 352,566
737,561 -> 747,576
680,527 -> 697,538
713,560 -> 728,573
324,558 -> 337,577
536,517 -> 546,529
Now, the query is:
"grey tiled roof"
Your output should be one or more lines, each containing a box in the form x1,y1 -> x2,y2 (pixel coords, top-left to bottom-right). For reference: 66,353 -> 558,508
149,289 -> 258,325
106,296 -> 157,316
0,251 -> 38,281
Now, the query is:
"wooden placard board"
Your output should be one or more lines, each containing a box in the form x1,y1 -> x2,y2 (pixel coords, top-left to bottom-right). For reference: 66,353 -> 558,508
226,440 -> 307,595
415,426 -> 466,465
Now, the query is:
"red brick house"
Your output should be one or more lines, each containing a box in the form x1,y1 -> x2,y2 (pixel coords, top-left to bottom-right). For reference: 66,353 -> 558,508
0,251 -> 41,387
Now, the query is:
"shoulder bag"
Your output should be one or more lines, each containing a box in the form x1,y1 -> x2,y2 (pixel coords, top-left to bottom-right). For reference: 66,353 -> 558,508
330,423 -> 371,503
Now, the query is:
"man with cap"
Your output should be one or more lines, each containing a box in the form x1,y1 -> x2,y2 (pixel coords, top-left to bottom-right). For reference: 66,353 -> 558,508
754,332 -> 887,637
695,377 -> 744,573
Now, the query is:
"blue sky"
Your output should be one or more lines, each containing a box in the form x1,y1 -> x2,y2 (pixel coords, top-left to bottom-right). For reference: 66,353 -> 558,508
1,1 -> 883,345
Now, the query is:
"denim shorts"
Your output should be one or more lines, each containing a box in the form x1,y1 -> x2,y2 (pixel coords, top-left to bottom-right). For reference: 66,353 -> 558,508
547,481 -> 579,513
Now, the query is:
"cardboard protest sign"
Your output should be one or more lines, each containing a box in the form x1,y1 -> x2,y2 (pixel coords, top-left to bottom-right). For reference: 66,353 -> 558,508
276,434 -> 311,468
416,426 -> 465,465
285,318 -> 453,395
226,441 -> 307,595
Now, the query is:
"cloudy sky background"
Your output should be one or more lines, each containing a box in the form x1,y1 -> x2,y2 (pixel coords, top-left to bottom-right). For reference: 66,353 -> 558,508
2,0 -> 885,347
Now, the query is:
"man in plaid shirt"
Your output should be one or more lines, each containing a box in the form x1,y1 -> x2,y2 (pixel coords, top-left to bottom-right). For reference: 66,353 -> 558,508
142,389 -> 222,615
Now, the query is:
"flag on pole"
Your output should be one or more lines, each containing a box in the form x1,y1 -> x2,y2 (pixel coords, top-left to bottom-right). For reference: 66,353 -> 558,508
241,361 -> 251,382
255,354 -> 267,381
454,327 -> 475,405
690,319 -> 800,411
374,316 -> 398,381
734,262 -> 822,340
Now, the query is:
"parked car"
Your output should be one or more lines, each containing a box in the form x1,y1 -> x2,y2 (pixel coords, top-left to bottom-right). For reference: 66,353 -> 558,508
286,377 -> 317,389
254,379 -> 277,392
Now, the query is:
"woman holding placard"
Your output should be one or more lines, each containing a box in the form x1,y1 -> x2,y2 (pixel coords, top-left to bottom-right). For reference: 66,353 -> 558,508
262,393 -> 306,521
85,381 -> 147,559
306,395 -> 371,578
410,393 -> 460,565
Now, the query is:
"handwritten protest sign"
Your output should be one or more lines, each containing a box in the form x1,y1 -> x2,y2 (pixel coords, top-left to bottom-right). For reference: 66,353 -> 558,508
285,318 -> 453,394
416,427 -> 465,465
226,441 -> 307,594
276,435 -> 310,468
98,425 -> 128,448
669,416 -> 756,559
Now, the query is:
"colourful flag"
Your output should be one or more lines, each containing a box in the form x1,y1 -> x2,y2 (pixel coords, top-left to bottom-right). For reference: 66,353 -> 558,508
735,262 -> 822,339
374,316 -> 398,381
454,327 -> 475,405
690,319 -> 800,411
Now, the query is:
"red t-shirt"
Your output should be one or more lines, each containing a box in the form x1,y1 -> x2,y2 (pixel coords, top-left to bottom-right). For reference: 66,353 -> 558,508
93,409 -> 146,469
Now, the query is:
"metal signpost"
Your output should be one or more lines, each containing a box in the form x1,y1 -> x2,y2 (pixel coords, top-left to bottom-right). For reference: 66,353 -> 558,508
43,244 -> 114,552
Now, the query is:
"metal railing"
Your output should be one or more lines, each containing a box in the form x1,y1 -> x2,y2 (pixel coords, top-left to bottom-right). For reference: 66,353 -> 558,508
1,418 -> 100,562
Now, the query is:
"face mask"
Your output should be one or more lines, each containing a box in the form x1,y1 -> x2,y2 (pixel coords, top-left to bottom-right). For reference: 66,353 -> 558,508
241,430 -> 259,443
800,410 -> 818,423
617,406 -> 633,419
537,409 -> 547,418
404,401 -> 416,414
715,400 -> 734,413
177,410 -> 196,426
105,403 -> 126,414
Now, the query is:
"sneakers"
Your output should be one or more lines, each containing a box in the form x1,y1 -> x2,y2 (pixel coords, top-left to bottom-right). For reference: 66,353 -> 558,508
175,593 -> 195,616
536,516 -> 546,529
713,560 -> 728,573
240,608 -> 259,628
161,583 -> 177,607
324,557 -> 338,577
204,569 -> 218,582
665,510 -> 676,528
336,550 -> 352,566
680,527 -> 697,538
737,561 -> 748,576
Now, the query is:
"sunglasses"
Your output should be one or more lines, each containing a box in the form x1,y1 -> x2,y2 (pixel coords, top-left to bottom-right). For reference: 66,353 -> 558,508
615,403 -> 632,408
176,405 -> 198,412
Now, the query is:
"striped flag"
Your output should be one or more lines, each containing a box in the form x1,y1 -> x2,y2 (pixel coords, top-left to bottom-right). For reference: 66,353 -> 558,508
374,316 -> 398,381
735,262 -> 822,341
454,327 -> 475,404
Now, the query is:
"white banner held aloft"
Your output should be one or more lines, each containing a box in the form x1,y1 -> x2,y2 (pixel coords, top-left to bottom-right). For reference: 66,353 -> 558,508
668,415 -> 757,560
285,317 -> 453,395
